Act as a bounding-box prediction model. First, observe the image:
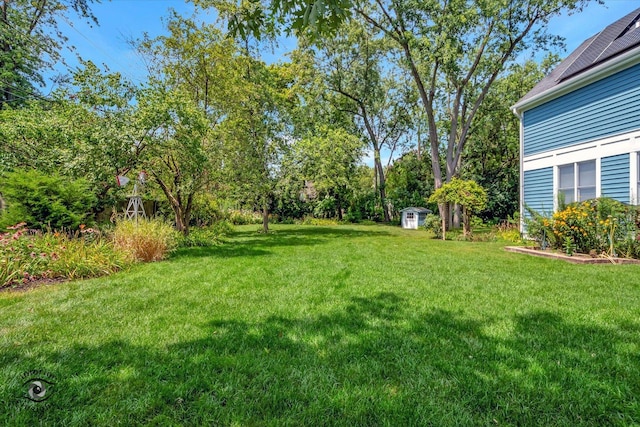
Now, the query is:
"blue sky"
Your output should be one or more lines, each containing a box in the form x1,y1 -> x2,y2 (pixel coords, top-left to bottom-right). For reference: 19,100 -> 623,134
48,0 -> 640,92
45,0 -> 640,166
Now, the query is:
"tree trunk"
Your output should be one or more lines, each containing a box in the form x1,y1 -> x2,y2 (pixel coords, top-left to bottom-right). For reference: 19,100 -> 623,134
374,150 -> 390,222
453,203 -> 461,229
462,206 -> 470,237
440,204 -> 446,241
174,208 -> 189,236
262,202 -> 269,233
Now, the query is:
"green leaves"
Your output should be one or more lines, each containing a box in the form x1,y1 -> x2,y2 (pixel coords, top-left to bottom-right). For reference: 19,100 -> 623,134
429,178 -> 488,216
0,169 -> 97,230
0,0 -> 98,108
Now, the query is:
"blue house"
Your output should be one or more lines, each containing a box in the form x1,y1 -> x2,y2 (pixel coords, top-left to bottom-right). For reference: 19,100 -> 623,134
512,7 -> 640,228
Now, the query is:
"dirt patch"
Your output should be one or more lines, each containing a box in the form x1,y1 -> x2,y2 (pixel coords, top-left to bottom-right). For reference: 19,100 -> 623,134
0,277 -> 68,293
504,246 -> 640,264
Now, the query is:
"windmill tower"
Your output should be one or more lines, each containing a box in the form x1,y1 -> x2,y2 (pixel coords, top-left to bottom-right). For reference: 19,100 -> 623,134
117,171 -> 147,221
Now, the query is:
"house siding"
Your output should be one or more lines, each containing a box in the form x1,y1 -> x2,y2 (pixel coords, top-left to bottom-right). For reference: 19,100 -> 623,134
601,153 -> 630,203
523,168 -> 554,216
523,62 -> 640,156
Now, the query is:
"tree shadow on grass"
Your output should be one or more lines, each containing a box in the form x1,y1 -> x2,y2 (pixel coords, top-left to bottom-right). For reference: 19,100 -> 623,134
2,293 -> 638,425
173,226 -> 393,259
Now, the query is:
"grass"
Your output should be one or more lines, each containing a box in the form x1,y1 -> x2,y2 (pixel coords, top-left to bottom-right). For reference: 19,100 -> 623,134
1,224 -> 639,425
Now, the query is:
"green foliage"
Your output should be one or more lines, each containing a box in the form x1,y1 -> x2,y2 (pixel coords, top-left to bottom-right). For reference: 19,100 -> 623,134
292,127 -> 364,220
300,217 -> 343,226
562,236 -> 576,256
523,205 -> 556,249
0,0 -> 97,108
429,179 -> 488,214
112,219 -> 179,262
189,194 -> 225,227
1,223 -> 128,288
386,151 -> 434,215
423,213 -> 443,239
0,169 -> 97,230
178,221 -> 234,247
526,198 -> 640,258
466,58 -> 556,221
429,179 -> 488,235
226,210 -> 263,225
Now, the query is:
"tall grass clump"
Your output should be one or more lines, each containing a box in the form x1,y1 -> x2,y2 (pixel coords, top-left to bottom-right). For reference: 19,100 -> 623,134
1,223 -> 129,287
112,219 -> 179,262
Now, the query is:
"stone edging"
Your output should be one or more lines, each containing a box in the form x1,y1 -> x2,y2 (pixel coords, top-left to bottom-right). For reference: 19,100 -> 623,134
504,246 -> 640,264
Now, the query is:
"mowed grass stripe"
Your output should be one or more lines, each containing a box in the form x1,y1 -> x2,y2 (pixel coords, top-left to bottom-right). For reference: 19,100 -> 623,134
1,224 -> 638,425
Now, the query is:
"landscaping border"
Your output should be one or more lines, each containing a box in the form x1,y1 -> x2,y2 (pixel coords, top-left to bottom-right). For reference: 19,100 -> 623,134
504,246 -> 640,264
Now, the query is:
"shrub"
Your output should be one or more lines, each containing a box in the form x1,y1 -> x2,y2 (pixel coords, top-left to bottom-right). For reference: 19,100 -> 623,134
226,210 -> 263,225
190,194 -> 225,227
0,169 -> 97,230
112,219 -> 178,262
300,217 -> 343,226
523,205 -> 556,249
179,221 -> 234,247
1,223 -> 129,288
423,213 -> 443,239
526,198 -> 640,258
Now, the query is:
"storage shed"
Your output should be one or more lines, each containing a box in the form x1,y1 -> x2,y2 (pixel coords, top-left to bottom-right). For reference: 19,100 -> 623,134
400,207 -> 431,229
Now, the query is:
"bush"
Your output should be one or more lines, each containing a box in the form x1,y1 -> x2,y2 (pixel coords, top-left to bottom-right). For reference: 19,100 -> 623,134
423,213 -> 443,239
226,210 -> 263,225
0,169 -> 97,230
190,194 -> 225,227
300,217 -> 343,226
179,221 -> 234,247
526,198 -> 640,258
1,223 -> 129,288
112,219 -> 178,262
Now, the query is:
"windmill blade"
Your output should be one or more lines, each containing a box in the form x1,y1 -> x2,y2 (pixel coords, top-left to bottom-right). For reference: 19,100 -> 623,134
116,175 -> 130,187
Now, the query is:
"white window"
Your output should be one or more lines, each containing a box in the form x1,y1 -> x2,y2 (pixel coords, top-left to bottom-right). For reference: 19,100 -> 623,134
558,160 -> 596,204
406,212 -> 415,220
577,160 -> 596,201
559,164 -> 575,204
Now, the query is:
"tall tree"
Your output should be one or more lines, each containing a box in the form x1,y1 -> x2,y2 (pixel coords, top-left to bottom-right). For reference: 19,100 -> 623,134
351,0 -> 589,222
291,126 -> 364,219
220,56 -> 287,233
0,0 -> 97,109
139,85 -> 217,235
220,0 -> 592,226
137,13 -> 237,235
464,56 -> 558,221
297,21 -> 414,221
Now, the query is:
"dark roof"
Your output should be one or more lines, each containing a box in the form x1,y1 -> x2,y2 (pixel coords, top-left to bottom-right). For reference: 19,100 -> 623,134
517,7 -> 640,106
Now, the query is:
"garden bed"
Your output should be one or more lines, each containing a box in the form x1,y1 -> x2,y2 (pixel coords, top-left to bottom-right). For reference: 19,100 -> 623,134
504,246 -> 640,264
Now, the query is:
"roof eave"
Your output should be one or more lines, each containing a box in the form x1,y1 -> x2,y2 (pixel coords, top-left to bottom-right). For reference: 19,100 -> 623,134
511,44 -> 640,114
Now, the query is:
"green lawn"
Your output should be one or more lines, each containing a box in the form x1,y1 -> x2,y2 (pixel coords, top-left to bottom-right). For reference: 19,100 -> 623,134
1,224 -> 639,425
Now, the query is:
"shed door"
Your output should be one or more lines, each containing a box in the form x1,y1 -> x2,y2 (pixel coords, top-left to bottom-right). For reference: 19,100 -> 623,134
406,212 -> 416,228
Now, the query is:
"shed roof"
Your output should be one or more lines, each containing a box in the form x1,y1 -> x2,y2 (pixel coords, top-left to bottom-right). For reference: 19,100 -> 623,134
400,207 -> 431,213
515,7 -> 640,110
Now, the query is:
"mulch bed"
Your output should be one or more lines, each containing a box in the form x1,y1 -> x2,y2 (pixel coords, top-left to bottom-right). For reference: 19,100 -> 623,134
0,277 -> 68,293
504,246 -> 640,264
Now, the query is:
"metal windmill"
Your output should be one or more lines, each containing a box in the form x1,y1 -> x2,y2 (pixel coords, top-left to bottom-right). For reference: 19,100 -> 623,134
116,171 -> 148,221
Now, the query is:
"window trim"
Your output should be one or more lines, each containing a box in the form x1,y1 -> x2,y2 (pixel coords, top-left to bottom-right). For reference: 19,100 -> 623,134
555,160 -> 597,207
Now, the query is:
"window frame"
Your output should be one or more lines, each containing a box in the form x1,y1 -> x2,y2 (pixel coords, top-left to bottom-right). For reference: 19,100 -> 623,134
557,160 -> 596,205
